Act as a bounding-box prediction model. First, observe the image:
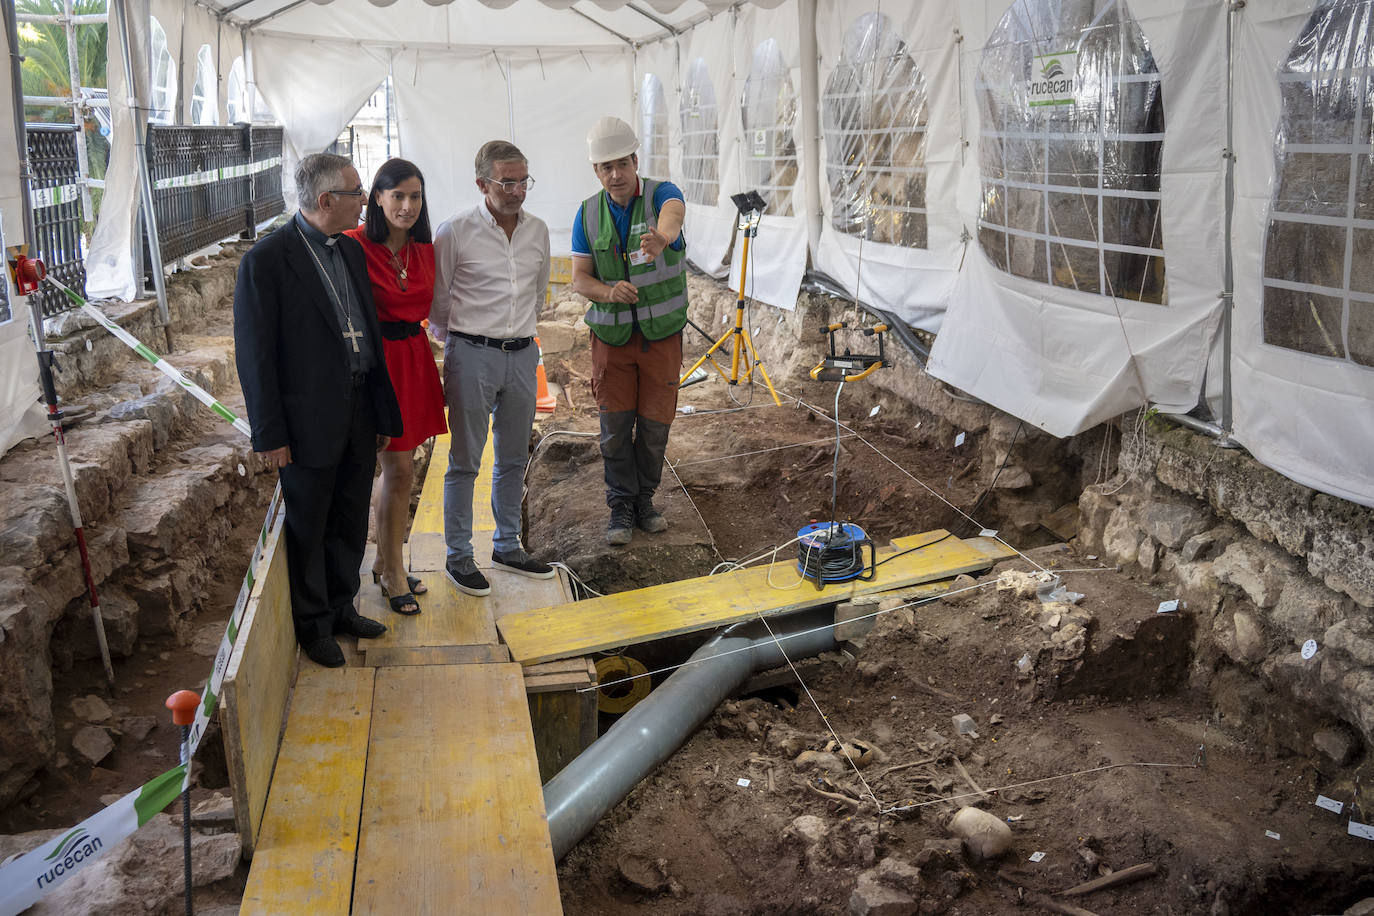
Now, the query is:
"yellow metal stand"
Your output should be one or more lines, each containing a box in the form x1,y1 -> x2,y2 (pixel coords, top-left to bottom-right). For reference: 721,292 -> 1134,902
679,206 -> 782,406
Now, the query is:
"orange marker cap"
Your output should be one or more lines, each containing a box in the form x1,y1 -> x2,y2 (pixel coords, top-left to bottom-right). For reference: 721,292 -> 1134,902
165,690 -> 200,726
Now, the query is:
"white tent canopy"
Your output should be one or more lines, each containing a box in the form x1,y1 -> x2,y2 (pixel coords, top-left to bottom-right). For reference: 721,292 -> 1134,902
12,0 -> 1373,508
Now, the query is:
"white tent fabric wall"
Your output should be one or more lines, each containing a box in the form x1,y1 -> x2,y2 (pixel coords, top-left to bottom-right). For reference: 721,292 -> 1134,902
727,1 -> 806,311
676,9 -> 740,279
812,0 -> 961,332
393,45 -> 633,251
85,0 -> 150,301
1231,0 -> 1374,508
251,34 -> 392,192
927,0 -> 1227,437
163,0 -> 220,124
0,29 -> 49,455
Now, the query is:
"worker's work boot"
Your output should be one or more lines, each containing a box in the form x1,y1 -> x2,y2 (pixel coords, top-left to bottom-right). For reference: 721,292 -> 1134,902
606,501 -> 635,546
636,495 -> 668,533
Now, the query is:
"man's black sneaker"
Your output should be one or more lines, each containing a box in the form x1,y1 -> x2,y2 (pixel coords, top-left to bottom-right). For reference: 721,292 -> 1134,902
446,557 -> 492,596
492,548 -> 555,579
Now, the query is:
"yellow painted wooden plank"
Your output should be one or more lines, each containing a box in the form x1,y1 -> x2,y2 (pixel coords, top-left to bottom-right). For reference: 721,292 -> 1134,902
353,665 -> 562,915
411,434 -> 449,537
239,666 -> 375,915
222,518 -> 297,853
359,573 -> 498,650
499,531 -> 1017,665
364,644 -> 511,667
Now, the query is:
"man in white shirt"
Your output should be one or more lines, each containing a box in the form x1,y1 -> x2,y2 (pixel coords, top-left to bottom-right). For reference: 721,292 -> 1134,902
429,141 -> 554,595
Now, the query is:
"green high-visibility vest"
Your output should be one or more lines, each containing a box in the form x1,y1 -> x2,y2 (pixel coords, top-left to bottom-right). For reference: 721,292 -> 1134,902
580,178 -> 688,345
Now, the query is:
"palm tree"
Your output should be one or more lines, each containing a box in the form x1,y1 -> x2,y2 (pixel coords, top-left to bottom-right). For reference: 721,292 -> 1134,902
18,0 -> 109,220
18,0 -> 107,121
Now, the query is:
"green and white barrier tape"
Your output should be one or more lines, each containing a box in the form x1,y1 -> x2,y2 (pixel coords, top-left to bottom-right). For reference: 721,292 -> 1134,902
30,184 -> 81,210
0,767 -> 189,913
151,156 -> 282,192
1,279 -> 284,914
45,276 -> 253,439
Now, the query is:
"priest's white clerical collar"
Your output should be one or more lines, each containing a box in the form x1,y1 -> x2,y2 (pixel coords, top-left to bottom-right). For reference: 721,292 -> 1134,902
295,211 -> 340,247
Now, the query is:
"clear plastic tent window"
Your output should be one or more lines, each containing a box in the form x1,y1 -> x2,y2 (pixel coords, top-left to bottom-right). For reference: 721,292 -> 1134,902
150,16 -> 177,126
639,72 -> 670,182
976,0 -> 1166,304
741,38 -> 798,217
822,12 -> 929,248
227,57 -> 248,124
192,45 -> 218,126
681,58 -> 720,206
1262,0 -> 1374,369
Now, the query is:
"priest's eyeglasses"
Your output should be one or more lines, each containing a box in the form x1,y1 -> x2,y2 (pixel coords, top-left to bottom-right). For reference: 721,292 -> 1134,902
485,177 -> 536,192
328,186 -> 366,197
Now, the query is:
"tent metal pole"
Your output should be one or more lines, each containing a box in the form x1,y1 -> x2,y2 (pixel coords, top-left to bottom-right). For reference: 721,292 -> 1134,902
113,0 -> 171,325
4,0 -> 117,684
569,8 -> 633,47
61,0 -> 95,219
797,0 -> 821,255
1220,0 -> 1238,436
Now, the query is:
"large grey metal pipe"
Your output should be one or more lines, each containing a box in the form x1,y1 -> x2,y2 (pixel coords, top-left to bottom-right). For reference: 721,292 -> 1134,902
544,606 -> 837,860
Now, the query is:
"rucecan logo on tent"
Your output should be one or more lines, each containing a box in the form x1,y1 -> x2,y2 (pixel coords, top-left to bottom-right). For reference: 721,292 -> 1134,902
1028,52 -> 1077,108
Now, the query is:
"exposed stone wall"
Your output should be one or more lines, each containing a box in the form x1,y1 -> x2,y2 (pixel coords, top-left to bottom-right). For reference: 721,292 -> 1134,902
0,253 -> 270,808
1076,419 -> 1373,761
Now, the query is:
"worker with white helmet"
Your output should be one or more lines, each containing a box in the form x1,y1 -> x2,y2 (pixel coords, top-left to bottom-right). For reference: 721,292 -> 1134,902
571,115 -> 689,546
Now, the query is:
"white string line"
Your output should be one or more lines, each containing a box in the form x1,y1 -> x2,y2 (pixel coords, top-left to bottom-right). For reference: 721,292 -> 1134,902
753,611 -> 885,809
668,434 -> 856,469
582,562 -> 1121,698
662,456 -> 725,563
772,389 -> 1052,575
878,760 -> 1199,815
581,574 -> 1003,695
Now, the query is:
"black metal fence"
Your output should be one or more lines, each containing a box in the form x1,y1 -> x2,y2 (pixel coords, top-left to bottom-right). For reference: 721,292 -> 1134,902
25,124 -> 87,319
145,123 -> 286,267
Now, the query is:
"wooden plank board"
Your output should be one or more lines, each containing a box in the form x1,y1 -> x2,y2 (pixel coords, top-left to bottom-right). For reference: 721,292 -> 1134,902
364,644 -> 511,667
239,666 -> 375,915
359,573 -> 499,650
409,424 -> 497,561
352,665 -> 561,915
498,532 -> 1016,665
221,518 -> 297,853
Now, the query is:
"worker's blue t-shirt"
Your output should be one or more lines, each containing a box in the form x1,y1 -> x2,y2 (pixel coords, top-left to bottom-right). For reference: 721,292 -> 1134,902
571,179 -> 686,256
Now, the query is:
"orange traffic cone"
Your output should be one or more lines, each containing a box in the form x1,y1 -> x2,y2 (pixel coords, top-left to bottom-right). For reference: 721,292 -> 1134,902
535,338 -> 556,413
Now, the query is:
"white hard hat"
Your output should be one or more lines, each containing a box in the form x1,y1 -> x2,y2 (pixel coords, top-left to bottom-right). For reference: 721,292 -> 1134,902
587,116 -> 639,164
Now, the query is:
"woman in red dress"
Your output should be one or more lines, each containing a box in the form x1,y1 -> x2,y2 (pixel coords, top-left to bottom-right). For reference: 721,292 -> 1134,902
346,158 -> 447,615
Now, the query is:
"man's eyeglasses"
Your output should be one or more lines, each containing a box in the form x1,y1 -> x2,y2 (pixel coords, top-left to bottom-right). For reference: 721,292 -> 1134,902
328,187 -> 366,197
484,177 -> 536,192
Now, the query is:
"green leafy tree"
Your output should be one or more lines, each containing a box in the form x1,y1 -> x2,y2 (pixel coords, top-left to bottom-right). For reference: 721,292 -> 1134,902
18,0 -> 108,221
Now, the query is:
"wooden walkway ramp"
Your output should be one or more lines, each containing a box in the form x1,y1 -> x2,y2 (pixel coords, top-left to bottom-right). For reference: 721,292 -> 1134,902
236,433 -> 567,915
498,531 -> 1015,665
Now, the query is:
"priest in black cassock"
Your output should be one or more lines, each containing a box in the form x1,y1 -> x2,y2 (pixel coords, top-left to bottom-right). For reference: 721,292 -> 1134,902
234,152 -> 403,668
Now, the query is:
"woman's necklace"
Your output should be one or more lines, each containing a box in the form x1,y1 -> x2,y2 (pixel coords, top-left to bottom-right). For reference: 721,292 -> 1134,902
390,240 -> 410,291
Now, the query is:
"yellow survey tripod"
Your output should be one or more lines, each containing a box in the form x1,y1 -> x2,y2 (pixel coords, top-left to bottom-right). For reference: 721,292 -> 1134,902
679,191 -> 782,406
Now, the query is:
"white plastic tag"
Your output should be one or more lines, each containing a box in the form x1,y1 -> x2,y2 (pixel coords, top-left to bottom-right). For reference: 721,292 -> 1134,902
955,432 -> 966,447
736,777 -> 751,787
869,405 -> 880,417
1157,599 -> 1179,614
1264,830 -> 1280,840
1301,639 -> 1318,660
1314,795 -> 1343,814
979,529 -> 998,538
1349,821 -> 1374,841
1028,851 -> 1046,862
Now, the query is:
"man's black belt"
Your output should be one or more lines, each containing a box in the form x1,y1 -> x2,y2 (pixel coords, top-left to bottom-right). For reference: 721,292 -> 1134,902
379,320 -> 423,341
455,331 -> 533,351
